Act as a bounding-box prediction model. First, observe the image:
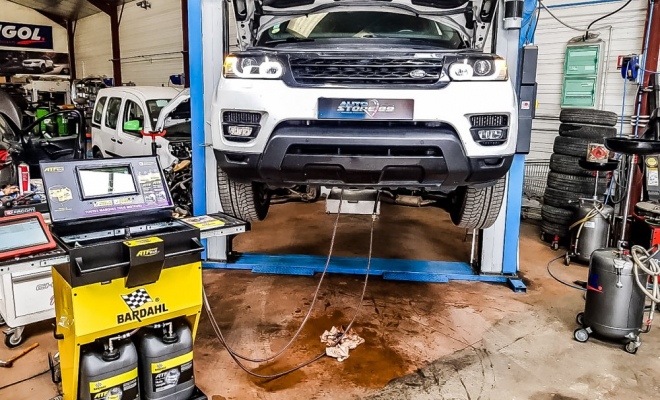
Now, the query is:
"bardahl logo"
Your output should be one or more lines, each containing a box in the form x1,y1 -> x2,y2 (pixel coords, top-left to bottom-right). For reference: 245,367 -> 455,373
136,248 -> 160,257
43,166 -> 64,173
117,288 -> 168,324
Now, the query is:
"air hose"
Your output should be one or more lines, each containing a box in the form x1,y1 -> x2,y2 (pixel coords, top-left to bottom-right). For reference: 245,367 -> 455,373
631,245 -> 660,332
569,202 -> 606,254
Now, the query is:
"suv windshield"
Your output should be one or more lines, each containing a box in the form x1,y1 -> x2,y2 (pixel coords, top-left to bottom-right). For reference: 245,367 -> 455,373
257,11 -> 466,49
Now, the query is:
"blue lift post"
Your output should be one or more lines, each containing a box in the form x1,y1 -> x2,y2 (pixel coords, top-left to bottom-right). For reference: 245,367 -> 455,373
188,0 -> 534,292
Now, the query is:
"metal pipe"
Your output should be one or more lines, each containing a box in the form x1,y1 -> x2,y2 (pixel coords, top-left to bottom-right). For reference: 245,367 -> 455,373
619,154 -> 636,248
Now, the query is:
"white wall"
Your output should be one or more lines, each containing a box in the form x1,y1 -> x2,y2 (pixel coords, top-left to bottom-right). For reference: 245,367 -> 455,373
74,0 -> 185,86
529,0 -> 650,160
0,0 -> 68,53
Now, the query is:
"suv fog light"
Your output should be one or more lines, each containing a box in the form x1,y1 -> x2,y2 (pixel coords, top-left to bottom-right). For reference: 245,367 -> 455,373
228,126 -> 254,137
477,129 -> 505,140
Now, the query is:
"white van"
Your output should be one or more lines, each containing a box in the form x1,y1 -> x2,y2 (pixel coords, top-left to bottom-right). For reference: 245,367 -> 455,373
90,87 -> 191,168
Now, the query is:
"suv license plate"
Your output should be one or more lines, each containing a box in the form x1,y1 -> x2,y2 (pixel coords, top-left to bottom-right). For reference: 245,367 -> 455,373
318,98 -> 414,120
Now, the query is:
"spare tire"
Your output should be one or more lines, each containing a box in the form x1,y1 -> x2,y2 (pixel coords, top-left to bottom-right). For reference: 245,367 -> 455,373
560,109 -> 618,127
547,172 -> 607,193
553,136 -> 593,157
541,204 -> 576,226
543,187 -> 590,208
549,154 -> 593,177
559,123 -> 617,140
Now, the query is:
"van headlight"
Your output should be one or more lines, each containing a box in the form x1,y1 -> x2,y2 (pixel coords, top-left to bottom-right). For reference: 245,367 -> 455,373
223,55 -> 284,79
449,57 -> 508,81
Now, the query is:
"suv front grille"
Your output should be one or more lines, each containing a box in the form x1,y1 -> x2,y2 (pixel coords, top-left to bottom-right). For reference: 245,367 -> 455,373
289,57 -> 443,86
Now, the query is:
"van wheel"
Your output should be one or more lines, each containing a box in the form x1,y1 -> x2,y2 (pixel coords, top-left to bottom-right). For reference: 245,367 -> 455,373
450,177 -> 505,230
92,148 -> 104,159
217,167 -> 270,222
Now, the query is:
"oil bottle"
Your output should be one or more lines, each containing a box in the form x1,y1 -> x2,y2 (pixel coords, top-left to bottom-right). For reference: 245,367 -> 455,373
136,320 -> 195,400
79,337 -> 140,400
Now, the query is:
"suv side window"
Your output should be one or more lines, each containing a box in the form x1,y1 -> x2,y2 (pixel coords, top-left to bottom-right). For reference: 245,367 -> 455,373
122,100 -> 145,136
93,96 -> 107,126
105,97 -> 122,130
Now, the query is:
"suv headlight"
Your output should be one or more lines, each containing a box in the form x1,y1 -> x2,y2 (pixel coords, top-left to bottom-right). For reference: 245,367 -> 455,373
449,57 -> 507,81
223,55 -> 284,79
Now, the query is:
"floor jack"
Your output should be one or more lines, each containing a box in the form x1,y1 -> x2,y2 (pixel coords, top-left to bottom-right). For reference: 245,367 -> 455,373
40,156 -> 246,400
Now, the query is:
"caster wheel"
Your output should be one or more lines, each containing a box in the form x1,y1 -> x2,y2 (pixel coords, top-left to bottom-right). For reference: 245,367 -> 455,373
565,253 -> 571,266
576,312 -> 584,326
4,331 -> 23,348
551,241 -> 560,251
0,315 -> 5,327
625,341 -> 639,354
574,328 -> 589,343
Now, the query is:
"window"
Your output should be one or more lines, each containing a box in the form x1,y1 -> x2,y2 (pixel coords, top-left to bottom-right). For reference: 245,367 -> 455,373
257,12 -> 466,49
93,97 -> 107,126
145,99 -> 171,126
123,100 -> 145,135
105,97 -> 122,130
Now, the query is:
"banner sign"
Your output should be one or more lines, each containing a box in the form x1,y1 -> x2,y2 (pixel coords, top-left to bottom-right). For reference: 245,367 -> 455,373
0,21 -> 53,50
0,51 -> 69,76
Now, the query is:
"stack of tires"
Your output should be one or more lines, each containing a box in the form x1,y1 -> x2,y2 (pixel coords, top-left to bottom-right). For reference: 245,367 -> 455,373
541,108 -> 618,247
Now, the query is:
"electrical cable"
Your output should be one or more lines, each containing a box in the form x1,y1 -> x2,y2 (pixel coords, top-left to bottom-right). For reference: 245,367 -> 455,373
203,189 -> 380,378
537,0 -> 584,32
585,0 -> 633,38
0,368 -> 50,392
208,188 -> 346,365
547,255 -> 587,291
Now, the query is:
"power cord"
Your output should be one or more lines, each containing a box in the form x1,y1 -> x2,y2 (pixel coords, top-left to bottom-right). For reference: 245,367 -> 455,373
585,0 -> 633,38
0,368 -> 51,392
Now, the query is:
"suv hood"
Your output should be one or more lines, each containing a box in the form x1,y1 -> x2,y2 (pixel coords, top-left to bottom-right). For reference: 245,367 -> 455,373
232,0 -> 495,49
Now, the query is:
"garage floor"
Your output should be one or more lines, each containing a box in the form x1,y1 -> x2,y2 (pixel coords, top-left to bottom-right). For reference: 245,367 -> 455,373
3,202 -> 660,400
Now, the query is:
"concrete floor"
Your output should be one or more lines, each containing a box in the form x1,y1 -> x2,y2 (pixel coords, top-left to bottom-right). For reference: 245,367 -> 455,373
3,201 -> 659,400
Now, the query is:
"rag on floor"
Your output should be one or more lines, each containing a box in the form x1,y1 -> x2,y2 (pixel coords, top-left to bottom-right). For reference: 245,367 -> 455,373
320,326 -> 365,362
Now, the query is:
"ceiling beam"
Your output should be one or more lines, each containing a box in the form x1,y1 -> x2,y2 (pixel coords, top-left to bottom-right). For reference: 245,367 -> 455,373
86,0 -> 115,15
34,10 -> 68,28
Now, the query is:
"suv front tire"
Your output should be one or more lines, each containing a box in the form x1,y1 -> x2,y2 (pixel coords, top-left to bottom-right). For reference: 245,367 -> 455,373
450,177 -> 506,230
217,167 -> 270,221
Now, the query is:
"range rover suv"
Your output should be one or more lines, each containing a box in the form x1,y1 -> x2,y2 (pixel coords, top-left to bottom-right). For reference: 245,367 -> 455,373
212,0 -> 516,229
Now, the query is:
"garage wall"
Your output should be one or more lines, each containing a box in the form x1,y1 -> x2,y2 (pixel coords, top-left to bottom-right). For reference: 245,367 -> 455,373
0,0 -> 68,53
529,0 -> 650,160
74,0 -> 185,87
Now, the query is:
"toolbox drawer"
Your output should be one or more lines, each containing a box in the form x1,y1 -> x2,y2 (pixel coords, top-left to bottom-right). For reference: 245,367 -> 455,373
11,268 -> 54,317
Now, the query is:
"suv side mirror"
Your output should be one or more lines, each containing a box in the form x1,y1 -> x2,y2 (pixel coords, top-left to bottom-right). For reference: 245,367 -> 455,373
123,120 -> 142,131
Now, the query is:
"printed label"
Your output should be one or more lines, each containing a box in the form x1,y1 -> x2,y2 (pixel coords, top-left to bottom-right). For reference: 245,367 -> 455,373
182,215 -> 226,229
151,351 -> 194,393
88,367 -> 139,400
648,168 -> 659,187
584,221 -> 596,229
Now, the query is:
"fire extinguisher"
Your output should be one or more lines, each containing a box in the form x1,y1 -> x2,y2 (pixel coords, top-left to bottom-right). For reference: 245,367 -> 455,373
17,162 -> 30,195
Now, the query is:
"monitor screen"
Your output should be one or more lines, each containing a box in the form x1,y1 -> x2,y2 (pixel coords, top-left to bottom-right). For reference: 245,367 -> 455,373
0,217 -> 50,252
78,166 -> 137,198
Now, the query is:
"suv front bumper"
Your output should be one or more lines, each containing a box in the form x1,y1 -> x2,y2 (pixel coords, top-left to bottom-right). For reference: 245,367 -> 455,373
215,124 -> 513,189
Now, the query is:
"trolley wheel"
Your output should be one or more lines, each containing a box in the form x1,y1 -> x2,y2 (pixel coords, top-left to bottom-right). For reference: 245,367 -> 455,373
576,312 -> 584,326
574,328 -> 589,343
0,315 -> 5,327
565,253 -> 571,266
551,240 -> 560,251
4,331 -> 23,348
625,341 -> 639,354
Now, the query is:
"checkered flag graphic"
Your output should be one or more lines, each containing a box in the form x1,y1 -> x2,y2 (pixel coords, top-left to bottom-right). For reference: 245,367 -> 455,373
121,288 -> 153,310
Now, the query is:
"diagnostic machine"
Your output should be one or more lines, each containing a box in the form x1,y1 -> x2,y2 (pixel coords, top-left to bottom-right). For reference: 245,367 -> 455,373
41,156 -> 245,400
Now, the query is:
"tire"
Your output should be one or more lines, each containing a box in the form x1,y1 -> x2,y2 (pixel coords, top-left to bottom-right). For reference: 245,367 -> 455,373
558,123 -> 617,140
560,109 -> 618,127
553,136 -> 593,157
450,177 -> 505,230
92,147 -> 104,159
547,172 -> 607,193
217,166 -> 270,222
4,331 -> 23,348
541,220 -> 570,238
541,204 -> 575,226
543,187 -> 590,208
40,63 -> 46,73
549,154 -> 593,177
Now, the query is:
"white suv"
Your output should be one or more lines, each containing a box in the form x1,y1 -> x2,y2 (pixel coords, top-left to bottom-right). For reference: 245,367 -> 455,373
212,0 -> 517,228
91,87 -> 191,168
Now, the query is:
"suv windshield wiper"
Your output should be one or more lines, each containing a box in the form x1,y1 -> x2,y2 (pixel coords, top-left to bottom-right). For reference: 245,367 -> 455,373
262,37 -> 316,45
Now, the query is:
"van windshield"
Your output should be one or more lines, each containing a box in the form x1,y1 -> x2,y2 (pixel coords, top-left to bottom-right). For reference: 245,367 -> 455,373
146,99 -> 171,126
257,11 -> 466,49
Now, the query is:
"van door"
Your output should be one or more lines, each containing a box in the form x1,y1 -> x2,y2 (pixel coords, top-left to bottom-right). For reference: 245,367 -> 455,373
101,97 -> 123,157
90,96 -> 109,156
116,96 -> 150,157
